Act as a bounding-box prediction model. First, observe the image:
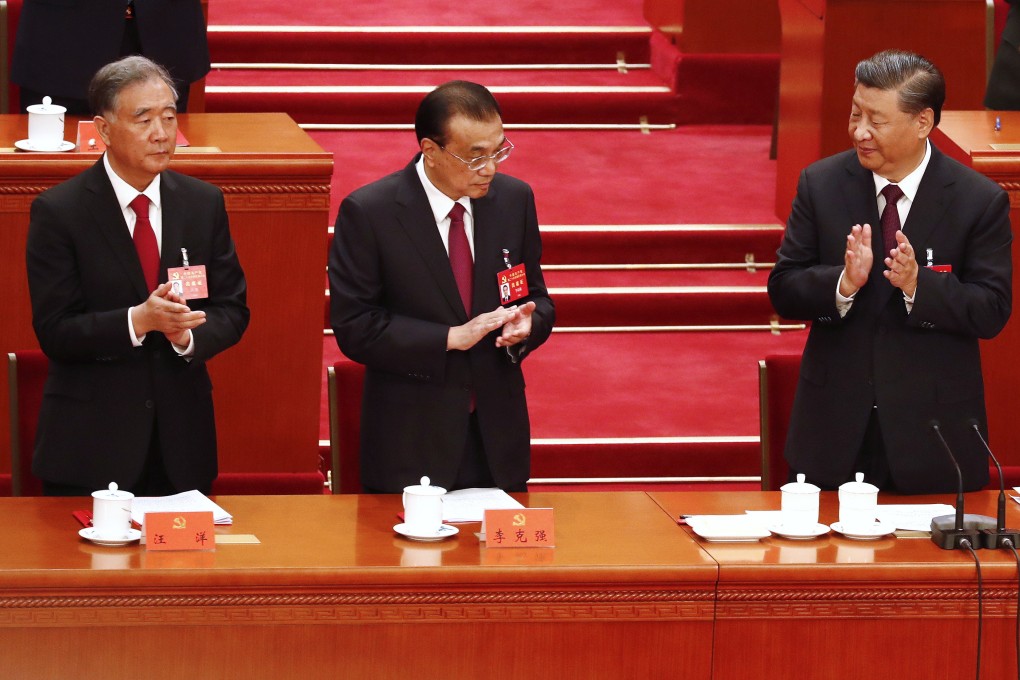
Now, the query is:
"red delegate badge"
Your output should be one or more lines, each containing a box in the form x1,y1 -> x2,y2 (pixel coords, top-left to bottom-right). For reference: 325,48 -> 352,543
497,264 -> 528,305
167,265 -> 209,300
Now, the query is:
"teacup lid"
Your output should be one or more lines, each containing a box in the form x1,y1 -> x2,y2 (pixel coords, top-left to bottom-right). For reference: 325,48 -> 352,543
91,481 -> 134,501
403,475 -> 447,496
26,96 -> 66,115
838,472 -> 878,494
780,473 -> 819,494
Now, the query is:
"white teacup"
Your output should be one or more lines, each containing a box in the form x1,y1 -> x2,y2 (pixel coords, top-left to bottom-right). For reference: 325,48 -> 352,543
91,482 -> 134,538
402,476 -> 446,535
780,473 -> 820,531
838,472 -> 879,532
26,96 -> 66,150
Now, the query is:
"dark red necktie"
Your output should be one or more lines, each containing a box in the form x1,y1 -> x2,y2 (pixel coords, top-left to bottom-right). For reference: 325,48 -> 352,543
448,202 -> 473,314
880,184 -> 904,257
130,194 -> 159,292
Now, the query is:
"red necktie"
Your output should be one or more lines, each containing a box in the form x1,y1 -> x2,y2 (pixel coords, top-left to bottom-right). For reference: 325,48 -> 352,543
880,184 -> 904,257
130,194 -> 159,292
448,202 -> 473,314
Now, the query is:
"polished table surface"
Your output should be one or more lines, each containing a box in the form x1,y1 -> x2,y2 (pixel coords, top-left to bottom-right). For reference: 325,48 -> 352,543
651,490 -> 1020,680
0,492 -> 717,680
0,491 -> 1017,679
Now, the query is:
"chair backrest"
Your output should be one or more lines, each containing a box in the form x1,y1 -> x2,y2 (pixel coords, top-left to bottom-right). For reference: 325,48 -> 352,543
8,349 -> 46,496
758,354 -> 801,491
327,360 -> 365,494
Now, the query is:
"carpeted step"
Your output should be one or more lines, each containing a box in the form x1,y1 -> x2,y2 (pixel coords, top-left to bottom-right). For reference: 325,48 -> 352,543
542,268 -> 771,288
208,26 -> 653,66
205,84 -> 678,126
541,224 -> 782,266
206,66 -> 660,89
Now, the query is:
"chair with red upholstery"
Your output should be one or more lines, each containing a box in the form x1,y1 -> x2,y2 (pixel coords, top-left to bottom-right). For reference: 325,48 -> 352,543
758,354 -> 801,491
7,349 -> 47,496
327,359 -> 365,494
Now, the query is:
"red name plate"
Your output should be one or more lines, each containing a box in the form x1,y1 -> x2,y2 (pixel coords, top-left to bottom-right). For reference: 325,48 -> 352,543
484,508 -> 555,548
145,511 -> 215,551
76,121 -> 106,153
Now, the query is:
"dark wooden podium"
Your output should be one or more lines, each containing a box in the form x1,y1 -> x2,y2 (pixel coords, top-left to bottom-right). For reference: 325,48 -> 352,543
931,110 -> 1020,467
0,113 -> 333,484
775,0 -> 993,222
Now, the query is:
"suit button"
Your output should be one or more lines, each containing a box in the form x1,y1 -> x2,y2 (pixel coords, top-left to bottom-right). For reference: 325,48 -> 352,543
145,399 -> 154,409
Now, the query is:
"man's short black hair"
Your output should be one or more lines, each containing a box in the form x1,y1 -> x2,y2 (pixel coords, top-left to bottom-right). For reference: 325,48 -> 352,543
855,49 -> 945,126
414,81 -> 502,146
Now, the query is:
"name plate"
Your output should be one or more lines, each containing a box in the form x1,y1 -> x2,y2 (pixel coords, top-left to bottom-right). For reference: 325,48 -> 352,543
76,121 -> 105,152
484,508 -> 555,548
145,511 -> 216,551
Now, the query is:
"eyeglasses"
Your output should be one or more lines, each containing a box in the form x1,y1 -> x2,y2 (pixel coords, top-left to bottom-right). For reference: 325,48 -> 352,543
438,139 -> 514,171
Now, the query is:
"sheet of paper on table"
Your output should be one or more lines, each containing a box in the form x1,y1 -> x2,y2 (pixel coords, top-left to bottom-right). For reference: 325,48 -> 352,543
442,487 -> 524,523
874,504 -> 954,531
131,490 -> 233,526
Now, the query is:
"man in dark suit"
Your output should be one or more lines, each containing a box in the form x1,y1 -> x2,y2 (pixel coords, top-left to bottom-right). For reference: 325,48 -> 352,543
986,0 -> 1020,110
12,0 -> 209,114
329,81 -> 555,494
26,56 -> 249,496
768,50 -> 1012,494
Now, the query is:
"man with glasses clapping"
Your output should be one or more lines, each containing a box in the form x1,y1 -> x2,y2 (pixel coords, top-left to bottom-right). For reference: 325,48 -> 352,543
329,81 -> 555,494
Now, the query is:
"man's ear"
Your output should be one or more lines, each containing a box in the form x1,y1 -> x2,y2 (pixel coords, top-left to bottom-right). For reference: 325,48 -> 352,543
420,138 -> 439,166
93,115 -> 112,146
917,108 -> 934,139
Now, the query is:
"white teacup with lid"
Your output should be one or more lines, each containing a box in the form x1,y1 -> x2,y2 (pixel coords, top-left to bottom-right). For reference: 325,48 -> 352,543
26,96 -> 66,151
402,476 -> 446,535
91,482 -> 134,539
780,473 -> 820,531
838,472 -> 879,531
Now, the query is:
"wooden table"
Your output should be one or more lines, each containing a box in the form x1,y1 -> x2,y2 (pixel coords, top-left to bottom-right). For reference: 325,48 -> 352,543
0,492 -> 716,680
651,490 -> 1020,680
0,113 -> 333,484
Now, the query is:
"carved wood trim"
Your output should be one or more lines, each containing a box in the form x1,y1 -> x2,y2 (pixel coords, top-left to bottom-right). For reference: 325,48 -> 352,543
0,589 -> 715,626
718,585 -> 1019,619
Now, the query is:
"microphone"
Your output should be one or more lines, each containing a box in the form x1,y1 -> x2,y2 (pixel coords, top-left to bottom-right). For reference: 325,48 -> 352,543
929,420 -> 988,549
968,419 -> 1020,550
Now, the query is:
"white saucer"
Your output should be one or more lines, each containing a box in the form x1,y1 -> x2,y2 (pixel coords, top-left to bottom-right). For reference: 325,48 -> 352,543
688,516 -> 771,542
393,523 -> 459,542
79,527 -> 142,547
768,522 -> 830,540
15,139 -> 75,152
829,521 -> 896,541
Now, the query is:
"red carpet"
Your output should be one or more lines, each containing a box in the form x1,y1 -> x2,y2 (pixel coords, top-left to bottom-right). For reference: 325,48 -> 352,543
310,127 -> 780,225
209,0 -> 648,27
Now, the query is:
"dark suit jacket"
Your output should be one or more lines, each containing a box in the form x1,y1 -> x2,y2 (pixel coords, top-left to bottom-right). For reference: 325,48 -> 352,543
328,157 -> 555,493
986,0 -> 1020,110
12,0 -> 210,101
26,159 -> 249,491
768,145 -> 1012,494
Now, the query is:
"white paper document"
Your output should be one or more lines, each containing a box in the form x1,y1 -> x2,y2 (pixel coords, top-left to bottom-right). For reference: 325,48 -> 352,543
441,487 -> 524,523
131,490 -> 233,526
874,504 -> 954,531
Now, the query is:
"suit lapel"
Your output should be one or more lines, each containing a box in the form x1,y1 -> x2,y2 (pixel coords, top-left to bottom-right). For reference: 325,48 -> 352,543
472,180 -> 501,313
393,160 -> 467,319
159,171 -> 184,277
83,160 -> 150,300
901,145 -> 952,247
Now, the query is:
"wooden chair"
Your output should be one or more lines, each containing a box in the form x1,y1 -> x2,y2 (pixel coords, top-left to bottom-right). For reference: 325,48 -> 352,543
327,360 -> 365,494
758,354 -> 801,491
7,350 -> 46,496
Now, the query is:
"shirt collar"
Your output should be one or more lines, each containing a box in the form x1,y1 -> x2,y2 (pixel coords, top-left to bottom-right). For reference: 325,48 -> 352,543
873,139 -> 930,202
415,155 -> 471,223
103,153 -> 161,212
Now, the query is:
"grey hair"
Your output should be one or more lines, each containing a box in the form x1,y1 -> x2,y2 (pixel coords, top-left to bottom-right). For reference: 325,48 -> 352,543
854,49 -> 945,126
88,56 -> 178,117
